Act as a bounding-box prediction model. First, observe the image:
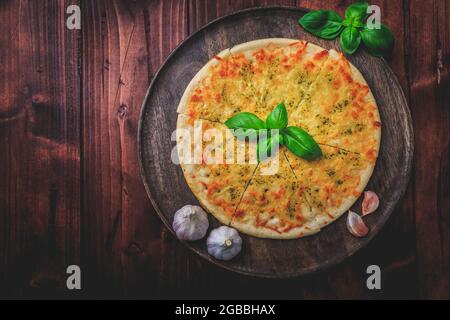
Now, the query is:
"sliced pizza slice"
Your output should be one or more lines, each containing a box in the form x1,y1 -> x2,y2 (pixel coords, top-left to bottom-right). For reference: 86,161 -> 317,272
177,48 -> 253,123
177,114 -> 258,225
231,148 -> 314,239
263,42 -> 329,117
285,144 -> 375,230
230,39 -> 330,120
290,50 -> 381,160
178,39 -> 331,125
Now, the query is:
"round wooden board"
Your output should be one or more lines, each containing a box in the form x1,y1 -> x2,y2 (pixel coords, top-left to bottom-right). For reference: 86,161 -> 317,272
138,6 -> 414,278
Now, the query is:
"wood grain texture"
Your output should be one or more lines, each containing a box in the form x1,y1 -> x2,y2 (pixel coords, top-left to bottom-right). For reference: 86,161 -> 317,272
81,0 -> 191,298
0,0 -> 448,299
0,0 -> 81,297
408,0 -> 450,299
139,5 -> 413,279
292,0 -> 419,299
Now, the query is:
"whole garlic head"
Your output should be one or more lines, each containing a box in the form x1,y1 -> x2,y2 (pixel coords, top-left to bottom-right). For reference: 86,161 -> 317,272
207,226 -> 242,261
173,205 -> 209,241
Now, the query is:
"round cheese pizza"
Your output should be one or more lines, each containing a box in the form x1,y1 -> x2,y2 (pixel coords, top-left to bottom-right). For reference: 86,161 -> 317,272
176,38 -> 381,239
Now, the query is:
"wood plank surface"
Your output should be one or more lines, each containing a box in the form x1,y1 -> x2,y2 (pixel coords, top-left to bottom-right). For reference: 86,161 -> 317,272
0,0 -> 81,297
81,0 -> 191,298
140,3 -> 414,296
0,0 -> 448,299
407,0 -> 449,299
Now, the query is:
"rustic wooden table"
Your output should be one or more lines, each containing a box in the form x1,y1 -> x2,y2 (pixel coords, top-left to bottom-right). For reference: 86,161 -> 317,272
0,0 -> 448,299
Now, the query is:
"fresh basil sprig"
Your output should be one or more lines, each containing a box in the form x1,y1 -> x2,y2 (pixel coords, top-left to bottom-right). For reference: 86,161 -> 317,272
225,103 -> 322,162
266,102 -> 288,129
340,26 -> 361,55
257,103 -> 287,162
225,112 -> 266,131
224,112 -> 266,139
298,10 -> 344,40
282,127 -> 322,160
298,1 -> 394,57
345,1 -> 369,22
360,24 -> 395,57
257,132 -> 282,163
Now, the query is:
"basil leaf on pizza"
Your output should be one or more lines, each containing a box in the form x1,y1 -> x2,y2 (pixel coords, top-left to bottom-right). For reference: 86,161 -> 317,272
282,126 -> 322,160
266,103 -> 288,130
226,104 -> 322,162
177,39 -> 381,239
225,112 -> 266,138
257,134 -> 281,163
225,112 -> 265,130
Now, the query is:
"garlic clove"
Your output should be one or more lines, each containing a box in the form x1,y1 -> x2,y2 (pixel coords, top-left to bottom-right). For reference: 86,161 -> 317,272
346,210 -> 369,237
207,226 -> 242,261
173,205 -> 209,241
362,191 -> 379,216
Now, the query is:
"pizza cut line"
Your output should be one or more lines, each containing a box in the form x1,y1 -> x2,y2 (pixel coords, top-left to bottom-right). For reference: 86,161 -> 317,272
176,38 -> 381,239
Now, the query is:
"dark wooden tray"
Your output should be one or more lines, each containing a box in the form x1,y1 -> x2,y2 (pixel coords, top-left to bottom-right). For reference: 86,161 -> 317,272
138,6 -> 414,278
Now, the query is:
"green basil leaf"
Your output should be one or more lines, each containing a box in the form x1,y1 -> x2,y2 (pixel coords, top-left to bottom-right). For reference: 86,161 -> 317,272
232,128 -> 260,141
340,26 -> 361,55
225,112 -> 266,133
352,20 -> 365,28
360,24 -> 395,57
282,127 -> 322,160
345,1 -> 369,22
343,18 -> 365,28
225,114 -> 266,140
299,10 -> 344,40
257,133 -> 281,163
225,112 -> 265,130
266,103 -> 288,130
342,19 -> 352,28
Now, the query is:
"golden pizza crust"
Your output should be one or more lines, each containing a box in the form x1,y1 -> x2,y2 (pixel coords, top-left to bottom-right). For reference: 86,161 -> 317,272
177,114 -> 257,227
176,39 -> 381,239
177,48 -> 231,116
230,152 -> 322,239
297,160 -> 375,236
229,217 -> 321,239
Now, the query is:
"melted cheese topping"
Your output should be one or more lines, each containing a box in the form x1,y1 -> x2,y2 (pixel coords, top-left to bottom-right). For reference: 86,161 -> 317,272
290,52 -> 380,158
232,150 -> 306,234
286,145 -> 370,216
186,42 -> 329,123
178,116 -> 257,221
178,41 -> 381,237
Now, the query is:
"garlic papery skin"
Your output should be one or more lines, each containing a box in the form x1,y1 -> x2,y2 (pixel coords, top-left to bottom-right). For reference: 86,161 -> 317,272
346,210 -> 369,237
172,205 -> 209,241
207,226 -> 242,261
362,191 -> 379,216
